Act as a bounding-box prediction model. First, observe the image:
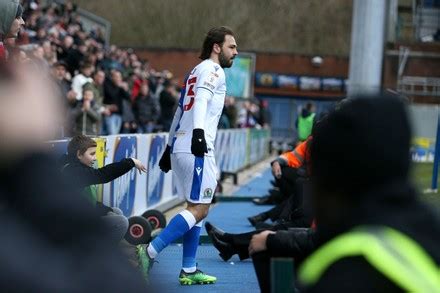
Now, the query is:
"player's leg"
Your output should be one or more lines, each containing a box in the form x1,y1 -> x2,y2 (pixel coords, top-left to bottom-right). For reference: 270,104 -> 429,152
179,219 -> 216,285
147,153 -> 199,260
179,155 -> 217,285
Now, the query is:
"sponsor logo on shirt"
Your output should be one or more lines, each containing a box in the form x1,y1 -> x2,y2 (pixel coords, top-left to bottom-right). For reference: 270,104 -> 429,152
203,81 -> 215,90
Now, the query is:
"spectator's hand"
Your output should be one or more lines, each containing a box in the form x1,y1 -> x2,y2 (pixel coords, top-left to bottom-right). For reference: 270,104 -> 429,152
108,104 -> 118,112
159,145 -> 171,173
191,128 -> 208,157
248,230 -> 276,255
271,161 -> 282,179
131,158 -> 147,174
119,81 -> 128,91
100,106 -> 111,116
82,100 -> 91,111
67,90 -> 77,102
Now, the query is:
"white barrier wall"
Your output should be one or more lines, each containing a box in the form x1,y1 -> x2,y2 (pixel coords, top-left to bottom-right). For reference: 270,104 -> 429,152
50,129 -> 270,217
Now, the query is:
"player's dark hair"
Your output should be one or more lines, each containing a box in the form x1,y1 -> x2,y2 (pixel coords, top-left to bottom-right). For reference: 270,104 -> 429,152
68,135 -> 97,156
199,26 -> 234,60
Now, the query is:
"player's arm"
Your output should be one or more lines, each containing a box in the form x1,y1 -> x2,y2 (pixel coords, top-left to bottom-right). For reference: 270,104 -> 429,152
167,106 -> 182,146
159,106 -> 182,173
191,68 -> 221,157
191,88 -> 211,157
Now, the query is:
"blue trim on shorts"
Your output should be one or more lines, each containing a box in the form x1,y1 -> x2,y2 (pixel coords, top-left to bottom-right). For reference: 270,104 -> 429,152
190,156 -> 204,201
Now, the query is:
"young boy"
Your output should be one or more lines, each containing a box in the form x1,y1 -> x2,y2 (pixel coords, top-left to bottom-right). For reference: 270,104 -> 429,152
61,134 -> 147,242
72,88 -> 101,136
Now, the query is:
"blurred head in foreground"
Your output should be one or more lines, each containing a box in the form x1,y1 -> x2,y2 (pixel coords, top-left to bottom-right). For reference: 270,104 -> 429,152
310,93 -> 411,232
0,62 -> 62,163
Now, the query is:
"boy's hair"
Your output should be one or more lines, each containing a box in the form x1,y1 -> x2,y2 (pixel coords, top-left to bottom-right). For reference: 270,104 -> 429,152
82,88 -> 94,95
67,135 -> 97,156
199,26 -> 234,60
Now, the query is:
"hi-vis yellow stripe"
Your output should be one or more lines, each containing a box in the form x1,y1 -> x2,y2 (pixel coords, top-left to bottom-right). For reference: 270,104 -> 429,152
298,226 -> 440,292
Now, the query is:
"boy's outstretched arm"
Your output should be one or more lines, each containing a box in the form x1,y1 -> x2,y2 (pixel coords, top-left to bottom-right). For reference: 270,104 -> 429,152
73,158 -> 146,187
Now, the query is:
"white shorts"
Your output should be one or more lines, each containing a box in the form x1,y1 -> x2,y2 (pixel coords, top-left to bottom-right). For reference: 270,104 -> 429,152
171,153 -> 217,204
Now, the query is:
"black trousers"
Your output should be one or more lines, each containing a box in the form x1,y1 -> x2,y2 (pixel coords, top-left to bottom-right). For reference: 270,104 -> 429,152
252,251 -> 295,293
227,217 -> 311,261
251,228 -> 316,292
264,173 -> 307,222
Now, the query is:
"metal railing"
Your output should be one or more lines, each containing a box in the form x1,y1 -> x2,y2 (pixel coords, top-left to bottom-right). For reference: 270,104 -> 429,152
398,76 -> 440,96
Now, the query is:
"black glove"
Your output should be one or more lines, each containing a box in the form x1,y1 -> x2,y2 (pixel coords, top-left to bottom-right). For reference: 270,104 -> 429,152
159,145 -> 172,173
191,128 -> 208,157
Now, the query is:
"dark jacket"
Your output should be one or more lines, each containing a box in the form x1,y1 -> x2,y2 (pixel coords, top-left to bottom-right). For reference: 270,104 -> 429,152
0,153 -> 147,292
159,89 -> 177,124
133,94 -> 159,124
71,100 -> 101,136
103,79 -> 128,115
302,181 -> 440,292
60,154 -> 135,215
266,228 -> 316,264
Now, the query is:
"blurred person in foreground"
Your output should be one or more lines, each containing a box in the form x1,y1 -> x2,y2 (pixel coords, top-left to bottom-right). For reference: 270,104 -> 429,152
0,62 -> 148,291
296,94 -> 440,291
249,94 -> 440,292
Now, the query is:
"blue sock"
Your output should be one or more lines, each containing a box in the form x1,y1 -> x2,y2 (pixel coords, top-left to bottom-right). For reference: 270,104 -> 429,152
149,210 -> 196,257
182,221 -> 203,272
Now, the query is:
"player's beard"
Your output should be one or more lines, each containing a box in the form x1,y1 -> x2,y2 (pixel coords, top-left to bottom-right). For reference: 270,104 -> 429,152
219,50 -> 233,68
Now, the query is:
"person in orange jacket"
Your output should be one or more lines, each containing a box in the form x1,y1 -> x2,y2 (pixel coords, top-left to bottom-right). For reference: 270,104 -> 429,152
252,136 -> 312,206
250,137 -> 313,227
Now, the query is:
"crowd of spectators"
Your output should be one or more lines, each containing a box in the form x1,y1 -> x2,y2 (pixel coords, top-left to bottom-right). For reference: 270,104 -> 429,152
8,0 -> 270,138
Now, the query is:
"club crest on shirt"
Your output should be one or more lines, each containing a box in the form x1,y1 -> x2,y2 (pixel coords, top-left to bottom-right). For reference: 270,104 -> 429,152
203,188 -> 213,198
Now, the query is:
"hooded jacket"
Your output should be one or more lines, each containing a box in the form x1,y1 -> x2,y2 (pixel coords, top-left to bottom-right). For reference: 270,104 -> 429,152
0,0 -> 19,38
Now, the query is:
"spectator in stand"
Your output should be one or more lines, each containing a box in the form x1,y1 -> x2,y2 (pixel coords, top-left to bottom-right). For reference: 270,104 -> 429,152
71,88 -> 101,136
71,61 -> 93,101
30,44 -> 50,70
225,96 -> 238,128
83,69 -> 108,134
120,80 -> 137,134
56,35 -> 75,73
103,69 -> 125,134
257,99 -> 271,129
51,60 -> 77,136
42,40 -> 57,66
84,69 -> 105,109
218,107 -> 231,129
159,79 -> 178,131
129,67 -> 144,101
134,81 -> 160,133
238,100 -> 257,128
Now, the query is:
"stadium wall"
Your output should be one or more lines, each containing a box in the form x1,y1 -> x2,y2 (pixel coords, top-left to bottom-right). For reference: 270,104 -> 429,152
134,49 -> 350,86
